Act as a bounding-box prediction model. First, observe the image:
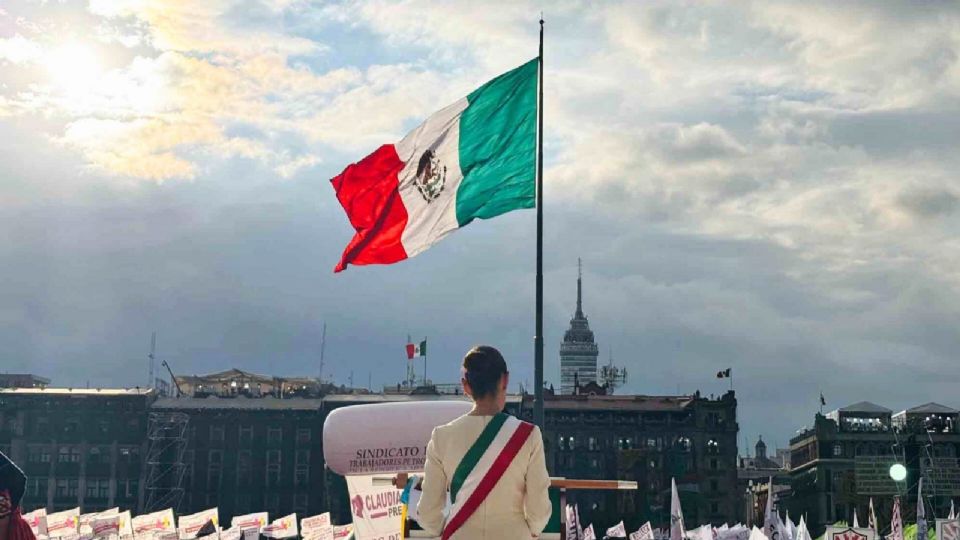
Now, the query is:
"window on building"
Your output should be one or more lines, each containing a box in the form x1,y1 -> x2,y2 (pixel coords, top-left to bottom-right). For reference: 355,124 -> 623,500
116,478 -> 138,499
119,446 -> 140,464
710,480 -> 719,492
293,493 -> 309,515
58,446 -> 80,463
235,493 -> 252,514
207,467 -> 222,490
265,493 -> 280,513
238,450 -> 252,487
833,444 -> 843,457
266,465 -> 281,487
27,477 -> 48,500
267,450 -> 281,465
649,459 -> 657,469
588,437 -> 597,451
296,428 -> 311,445
239,425 -> 254,446
210,425 -> 225,443
710,458 -> 719,470
268,427 -> 283,445
28,446 -> 50,463
590,458 -> 601,470
209,450 -> 223,466
677,437 -> 692,452
86,478 -> 110,499
707,439 -> 720,454
558,436 -> 566,450
55,479 -> 69,498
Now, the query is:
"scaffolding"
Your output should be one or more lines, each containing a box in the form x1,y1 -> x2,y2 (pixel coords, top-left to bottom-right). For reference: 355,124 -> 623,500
144,411 -> 189,513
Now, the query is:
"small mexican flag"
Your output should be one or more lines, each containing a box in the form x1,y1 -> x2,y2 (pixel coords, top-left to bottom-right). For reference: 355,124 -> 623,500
330,58 -> 538,272
406,339 -> 427,360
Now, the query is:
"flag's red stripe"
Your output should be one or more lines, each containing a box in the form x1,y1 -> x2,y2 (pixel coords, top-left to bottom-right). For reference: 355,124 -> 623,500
441,421 -> 535,540
330,144 -> 409,272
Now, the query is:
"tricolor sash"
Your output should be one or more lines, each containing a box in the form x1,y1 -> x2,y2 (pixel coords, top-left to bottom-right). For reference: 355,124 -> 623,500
442,413 -> 535,540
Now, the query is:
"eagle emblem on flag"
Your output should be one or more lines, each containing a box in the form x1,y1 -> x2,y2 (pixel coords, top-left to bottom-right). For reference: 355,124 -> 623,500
414,149 -> 446,202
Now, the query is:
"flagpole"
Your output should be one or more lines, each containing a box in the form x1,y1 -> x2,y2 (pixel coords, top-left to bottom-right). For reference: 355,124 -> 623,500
533,15 -> 545,429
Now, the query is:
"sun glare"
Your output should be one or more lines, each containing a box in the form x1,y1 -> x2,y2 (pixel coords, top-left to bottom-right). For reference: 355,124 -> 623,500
44,44 -> 103,91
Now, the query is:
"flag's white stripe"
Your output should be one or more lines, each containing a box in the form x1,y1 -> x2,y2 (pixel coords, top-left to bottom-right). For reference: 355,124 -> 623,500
395,98 -> 468,258
445,416 -> 522,527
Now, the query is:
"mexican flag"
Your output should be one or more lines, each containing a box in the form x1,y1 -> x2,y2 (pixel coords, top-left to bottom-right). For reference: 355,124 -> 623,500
406,339 -> 426,360
331,58 -> 538,272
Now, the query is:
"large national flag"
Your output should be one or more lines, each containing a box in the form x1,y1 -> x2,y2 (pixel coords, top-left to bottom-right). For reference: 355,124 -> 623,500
868,498 -> 878,535
330,58 -> 538,272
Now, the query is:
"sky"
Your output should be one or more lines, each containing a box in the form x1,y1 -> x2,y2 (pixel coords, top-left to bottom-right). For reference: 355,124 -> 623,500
1,0 -> 959,452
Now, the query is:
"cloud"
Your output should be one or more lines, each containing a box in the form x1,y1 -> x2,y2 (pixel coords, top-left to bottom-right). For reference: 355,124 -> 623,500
0,34 -> 42,64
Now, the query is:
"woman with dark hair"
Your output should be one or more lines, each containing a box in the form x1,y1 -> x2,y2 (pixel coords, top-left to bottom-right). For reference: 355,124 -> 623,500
418,346 -> 552,539
0,451 -> 35,540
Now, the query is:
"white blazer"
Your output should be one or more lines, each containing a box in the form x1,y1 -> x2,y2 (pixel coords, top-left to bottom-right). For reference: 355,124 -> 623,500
417,413 -> 553,540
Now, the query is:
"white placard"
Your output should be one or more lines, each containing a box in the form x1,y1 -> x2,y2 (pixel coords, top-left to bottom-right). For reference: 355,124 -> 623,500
346,475 -> 403,540
261,514 -> 297,539
231,513 -> 268,533
47,508 -> 80,538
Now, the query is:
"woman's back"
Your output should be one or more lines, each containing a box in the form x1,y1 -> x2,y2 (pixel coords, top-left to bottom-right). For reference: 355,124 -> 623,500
418,413 -> 552,540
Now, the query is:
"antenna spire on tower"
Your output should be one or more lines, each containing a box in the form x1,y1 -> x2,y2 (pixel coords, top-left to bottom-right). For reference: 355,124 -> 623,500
576,257 -> 583,317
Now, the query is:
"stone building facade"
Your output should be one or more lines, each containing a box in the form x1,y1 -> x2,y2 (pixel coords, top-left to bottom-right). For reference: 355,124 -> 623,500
788,401 -> 960,537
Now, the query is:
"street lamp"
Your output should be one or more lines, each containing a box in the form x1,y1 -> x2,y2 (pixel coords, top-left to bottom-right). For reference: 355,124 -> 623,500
889,463 -> 907,482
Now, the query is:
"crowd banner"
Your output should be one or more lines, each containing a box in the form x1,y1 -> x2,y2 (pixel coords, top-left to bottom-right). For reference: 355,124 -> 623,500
607,521 -> 627,538
632,522 -> 655,540
824,527 -> 877,540
332,525 -> 353,540
132,509 -> 176,537
24,508 -> 48,537
565,505 -> 580,540
178,508 -> 219,540
242,531 -> 258,540
90,514 -> 121,539
936,520 -> 959,540
231,513 -> 269,532
47,508 -> 81,538
345,475 -> 404,540
261,514 -> 298,539
300,512 -> 333,540
80,510 -> 117,539
219,526 -> 243,540
323,401 -> 471,475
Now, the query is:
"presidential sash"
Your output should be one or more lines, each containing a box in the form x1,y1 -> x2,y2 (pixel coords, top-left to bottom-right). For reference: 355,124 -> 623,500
442,413 -> 535,540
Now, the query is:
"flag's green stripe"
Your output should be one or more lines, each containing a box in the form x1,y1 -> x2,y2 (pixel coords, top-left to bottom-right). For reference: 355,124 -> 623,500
455,58 -> 538,227
449,412 -> 509,504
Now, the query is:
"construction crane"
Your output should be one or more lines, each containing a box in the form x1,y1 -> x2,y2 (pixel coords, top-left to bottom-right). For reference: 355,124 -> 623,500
161,359 -> 183,398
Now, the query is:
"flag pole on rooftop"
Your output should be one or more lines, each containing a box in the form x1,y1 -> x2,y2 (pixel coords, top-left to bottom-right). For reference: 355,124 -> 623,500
533,14 -> 546,429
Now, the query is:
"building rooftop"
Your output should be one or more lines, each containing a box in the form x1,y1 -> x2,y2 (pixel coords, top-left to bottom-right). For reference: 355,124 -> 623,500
835,401 -> 892,414
0,387 -> 153,396
536,394 -> 697,411
896,402 -> 958,415
152,396 -> 324,410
